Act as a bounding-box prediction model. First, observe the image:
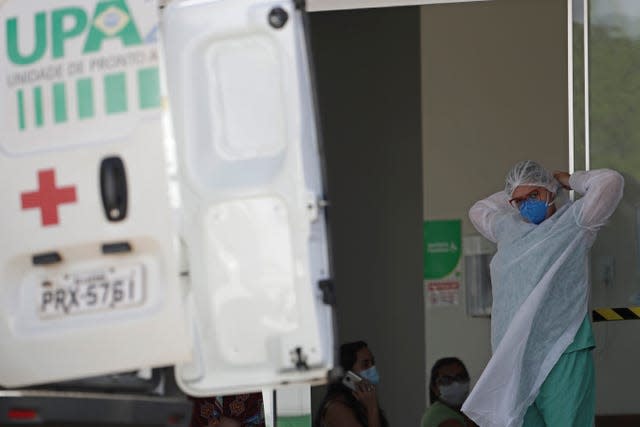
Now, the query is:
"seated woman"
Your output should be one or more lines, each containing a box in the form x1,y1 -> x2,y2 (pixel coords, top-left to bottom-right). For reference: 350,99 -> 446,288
316,341 -> 389,427
189,392 -> 265,427
421,357 -> 476,427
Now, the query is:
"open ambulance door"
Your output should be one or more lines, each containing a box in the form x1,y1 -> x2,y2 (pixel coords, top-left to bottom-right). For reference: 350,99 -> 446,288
0,0 -> 190,388
162,0 -> 335,395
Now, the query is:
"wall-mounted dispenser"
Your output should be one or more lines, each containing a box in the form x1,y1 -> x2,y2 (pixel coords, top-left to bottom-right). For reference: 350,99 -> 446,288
463,235 -> 496,317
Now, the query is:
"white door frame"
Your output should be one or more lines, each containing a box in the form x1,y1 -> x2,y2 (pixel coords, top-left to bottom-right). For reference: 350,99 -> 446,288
307,0 -> 492,12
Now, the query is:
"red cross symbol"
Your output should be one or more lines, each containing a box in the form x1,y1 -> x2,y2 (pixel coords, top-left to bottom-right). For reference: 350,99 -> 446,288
21,169 -> 77,226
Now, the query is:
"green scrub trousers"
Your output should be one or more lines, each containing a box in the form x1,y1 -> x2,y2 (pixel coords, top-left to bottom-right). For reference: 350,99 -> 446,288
522,349 -> 595,427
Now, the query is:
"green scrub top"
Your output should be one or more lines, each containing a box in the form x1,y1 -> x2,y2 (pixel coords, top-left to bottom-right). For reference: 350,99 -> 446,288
421,401 -> 468,427
564,315 -> 595,354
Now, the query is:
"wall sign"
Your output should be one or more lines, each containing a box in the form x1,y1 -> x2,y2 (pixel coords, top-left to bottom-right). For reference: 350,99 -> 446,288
424,219 -> 462,307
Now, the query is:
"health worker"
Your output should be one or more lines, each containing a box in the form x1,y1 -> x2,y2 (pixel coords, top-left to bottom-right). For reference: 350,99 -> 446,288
462,160 -> 624,427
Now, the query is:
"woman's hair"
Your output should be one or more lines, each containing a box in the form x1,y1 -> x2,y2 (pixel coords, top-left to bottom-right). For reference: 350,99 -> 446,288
429,357 -> 469,404
339,340 -> 368,372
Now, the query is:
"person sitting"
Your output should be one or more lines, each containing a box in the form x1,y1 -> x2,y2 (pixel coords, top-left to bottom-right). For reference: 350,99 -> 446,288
316,341 -> 389,427
421,357 -> 476,427
189,392 -> 265,427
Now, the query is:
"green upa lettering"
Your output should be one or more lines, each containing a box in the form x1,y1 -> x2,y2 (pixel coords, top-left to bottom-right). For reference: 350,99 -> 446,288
52,7 -> 88,59
6,0 -> 142,66
83,0 -> 142,54
6,12 -> 47,65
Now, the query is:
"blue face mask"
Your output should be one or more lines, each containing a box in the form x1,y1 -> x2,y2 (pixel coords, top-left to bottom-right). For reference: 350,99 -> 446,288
359,366 -> 380,384
519,198 -> 549,225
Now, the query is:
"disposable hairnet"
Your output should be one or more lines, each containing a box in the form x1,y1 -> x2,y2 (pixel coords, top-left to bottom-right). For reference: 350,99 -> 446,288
504,160 -> 559,197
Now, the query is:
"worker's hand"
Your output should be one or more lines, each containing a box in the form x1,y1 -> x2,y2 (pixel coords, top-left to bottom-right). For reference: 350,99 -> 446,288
353,380 -> 378,412
553,171 -> 571,190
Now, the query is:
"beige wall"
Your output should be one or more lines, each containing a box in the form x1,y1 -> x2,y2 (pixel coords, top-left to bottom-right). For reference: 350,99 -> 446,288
420,0 -> 568,401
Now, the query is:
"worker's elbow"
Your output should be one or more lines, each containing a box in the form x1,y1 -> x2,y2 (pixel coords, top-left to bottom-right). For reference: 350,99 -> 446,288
602,169 -> 625,194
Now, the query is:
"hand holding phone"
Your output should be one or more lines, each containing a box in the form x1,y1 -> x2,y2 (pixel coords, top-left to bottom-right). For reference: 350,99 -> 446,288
344,371 -> 378,411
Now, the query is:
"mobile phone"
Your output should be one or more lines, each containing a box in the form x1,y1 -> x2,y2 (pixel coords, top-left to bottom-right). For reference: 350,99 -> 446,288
342,370 -> 363,391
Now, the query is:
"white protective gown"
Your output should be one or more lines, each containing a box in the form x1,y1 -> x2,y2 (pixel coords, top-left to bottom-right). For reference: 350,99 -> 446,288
461,169 -> 624,427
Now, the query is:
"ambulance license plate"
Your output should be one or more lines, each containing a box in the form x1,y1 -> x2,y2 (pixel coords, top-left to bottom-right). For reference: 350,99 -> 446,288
39,265 -> 145,319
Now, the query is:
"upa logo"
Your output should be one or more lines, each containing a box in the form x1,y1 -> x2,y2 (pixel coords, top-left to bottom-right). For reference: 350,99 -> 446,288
1,0 -> 161,139
6,0 -> 142,65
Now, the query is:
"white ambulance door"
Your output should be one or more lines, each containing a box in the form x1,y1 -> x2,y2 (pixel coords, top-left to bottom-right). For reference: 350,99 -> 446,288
162,0 -> 335,395
0,0 -> 190,387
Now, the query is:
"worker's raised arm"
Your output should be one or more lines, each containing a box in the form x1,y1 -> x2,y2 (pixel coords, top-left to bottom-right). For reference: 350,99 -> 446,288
566,169 -> 624,229
469,191 -> 511,243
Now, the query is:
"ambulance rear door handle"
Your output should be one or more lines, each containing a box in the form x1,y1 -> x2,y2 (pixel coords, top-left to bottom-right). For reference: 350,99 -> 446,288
32,251 -> 62,266
102,242 -> 132,254
100,156 -> 128,222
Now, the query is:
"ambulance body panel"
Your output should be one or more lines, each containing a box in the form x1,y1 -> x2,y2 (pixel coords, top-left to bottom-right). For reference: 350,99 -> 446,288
0,0 -> 190,388
0,0 -> 334,396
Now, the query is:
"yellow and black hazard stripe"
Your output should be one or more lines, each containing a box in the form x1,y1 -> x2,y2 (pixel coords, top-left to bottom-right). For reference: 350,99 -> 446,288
592,307 -> 640,322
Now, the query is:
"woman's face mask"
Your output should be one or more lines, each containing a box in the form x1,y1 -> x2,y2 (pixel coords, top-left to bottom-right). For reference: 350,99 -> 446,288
358,366 -> 380,384
439,380 -> 470,408
352,347 -> 379,384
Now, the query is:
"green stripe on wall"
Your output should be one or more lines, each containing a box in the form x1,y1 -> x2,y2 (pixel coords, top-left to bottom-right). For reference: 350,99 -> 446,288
33,86 -> 43,127
138,67 -> 160,109
77,78 -> 94,119
104,73 -> 127,114
17,90 -> 25,130
53,83 -> 67,123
